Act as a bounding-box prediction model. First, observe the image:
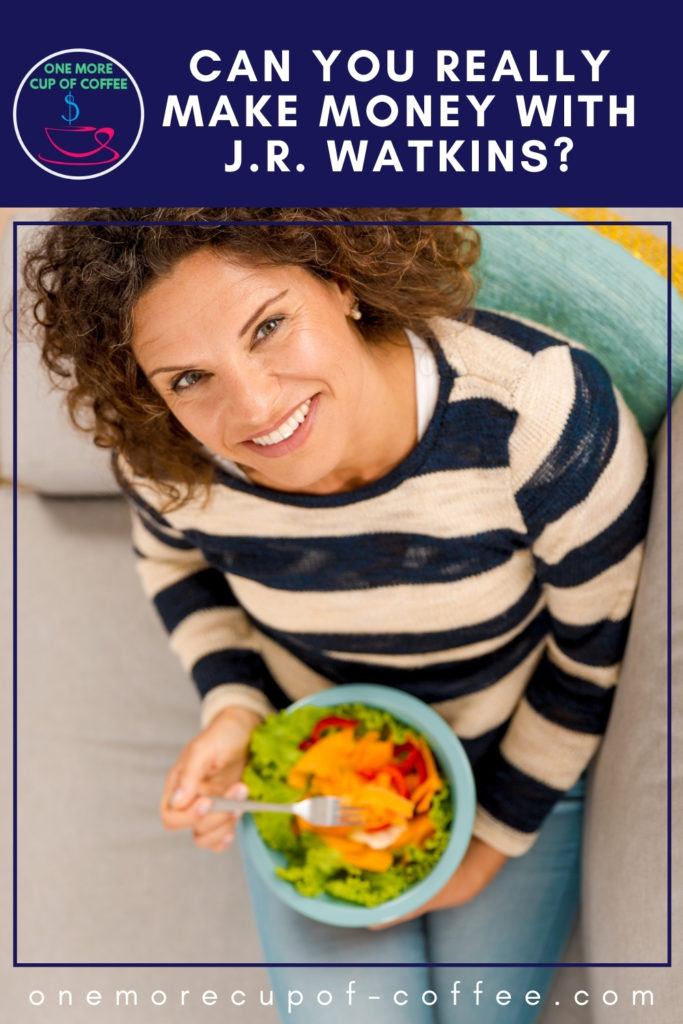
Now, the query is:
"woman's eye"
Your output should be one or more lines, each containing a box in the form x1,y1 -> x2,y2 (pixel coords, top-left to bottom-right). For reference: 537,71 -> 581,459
170,370 -> 205,394
254,316 -> 284,343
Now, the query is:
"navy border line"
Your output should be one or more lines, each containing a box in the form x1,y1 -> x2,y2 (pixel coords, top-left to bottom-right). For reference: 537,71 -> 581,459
13,220 -> 673,227
10,214 -> 671,966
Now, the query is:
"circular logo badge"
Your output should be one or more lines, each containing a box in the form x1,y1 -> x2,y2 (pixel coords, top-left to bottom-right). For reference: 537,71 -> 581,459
13,48 -> 144,179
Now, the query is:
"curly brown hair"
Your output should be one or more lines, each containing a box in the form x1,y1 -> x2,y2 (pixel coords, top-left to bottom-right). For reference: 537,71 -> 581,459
23,207 -> 480,509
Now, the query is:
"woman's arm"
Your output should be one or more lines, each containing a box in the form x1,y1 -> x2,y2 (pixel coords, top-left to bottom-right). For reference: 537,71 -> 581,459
369,836 -> 509,929
128,497 -> 276,726
472,338 -> 653,857
375,336 -> 652,926
116,466 -> 276,850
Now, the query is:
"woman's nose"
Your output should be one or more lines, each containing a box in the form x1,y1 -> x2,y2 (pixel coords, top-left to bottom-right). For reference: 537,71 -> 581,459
218,367 -> 282,438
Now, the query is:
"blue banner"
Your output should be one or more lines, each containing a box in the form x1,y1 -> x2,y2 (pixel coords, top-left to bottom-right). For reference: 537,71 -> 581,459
3,0 -> 680,205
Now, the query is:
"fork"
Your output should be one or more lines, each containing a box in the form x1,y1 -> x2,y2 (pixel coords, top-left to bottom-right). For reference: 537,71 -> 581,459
208,795 -> 367,828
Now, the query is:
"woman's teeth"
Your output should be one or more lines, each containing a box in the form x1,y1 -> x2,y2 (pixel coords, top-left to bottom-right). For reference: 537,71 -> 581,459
251,398 -> 312,446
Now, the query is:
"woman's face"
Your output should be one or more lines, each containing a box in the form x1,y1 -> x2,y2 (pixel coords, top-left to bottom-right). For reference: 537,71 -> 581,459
132,248 -> 393,493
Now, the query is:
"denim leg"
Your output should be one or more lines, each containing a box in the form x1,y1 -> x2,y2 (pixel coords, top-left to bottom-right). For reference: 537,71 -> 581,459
236,779 -> 584,1024
425,779 -> 585,1024
237,834 -> 436,1024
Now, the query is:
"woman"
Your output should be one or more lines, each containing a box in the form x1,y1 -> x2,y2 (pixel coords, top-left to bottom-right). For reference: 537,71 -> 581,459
24,207 -> 652,1022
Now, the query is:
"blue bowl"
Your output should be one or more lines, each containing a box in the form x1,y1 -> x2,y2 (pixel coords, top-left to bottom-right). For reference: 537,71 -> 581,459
237,683 -> 476,928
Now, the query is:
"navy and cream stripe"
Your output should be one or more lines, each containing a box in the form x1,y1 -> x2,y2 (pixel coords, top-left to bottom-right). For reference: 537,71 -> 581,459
119,311 -> 652,857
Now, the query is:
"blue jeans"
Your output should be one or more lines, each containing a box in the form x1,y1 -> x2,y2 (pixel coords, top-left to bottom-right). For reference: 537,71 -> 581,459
238,777 -> 585,1024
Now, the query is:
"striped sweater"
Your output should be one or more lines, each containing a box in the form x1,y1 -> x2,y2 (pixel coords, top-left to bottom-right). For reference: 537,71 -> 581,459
117,310 -> 653,857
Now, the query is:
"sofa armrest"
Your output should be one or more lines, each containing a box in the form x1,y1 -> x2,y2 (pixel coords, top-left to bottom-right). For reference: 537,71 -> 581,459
579,388 -> 681,1016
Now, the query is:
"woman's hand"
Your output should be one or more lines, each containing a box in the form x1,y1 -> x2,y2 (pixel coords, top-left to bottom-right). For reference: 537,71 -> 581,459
159,706 -> 261,853
368,836 -> 509,930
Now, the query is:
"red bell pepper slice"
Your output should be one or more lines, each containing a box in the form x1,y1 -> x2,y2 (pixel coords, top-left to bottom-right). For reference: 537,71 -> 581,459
394,748 -> 420,773
298,715 -> 358,749
394,741 -> 427,782
311,715 -> 358,741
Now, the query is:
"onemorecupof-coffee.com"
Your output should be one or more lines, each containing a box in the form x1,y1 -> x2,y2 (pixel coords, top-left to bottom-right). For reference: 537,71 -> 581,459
26,979 -> 655,1015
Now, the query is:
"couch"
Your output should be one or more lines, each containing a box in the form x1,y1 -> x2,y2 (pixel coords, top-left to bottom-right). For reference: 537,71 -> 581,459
1,209 -> 680,1023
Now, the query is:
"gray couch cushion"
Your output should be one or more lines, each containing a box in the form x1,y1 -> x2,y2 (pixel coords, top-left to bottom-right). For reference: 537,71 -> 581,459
1,212 -> 119,495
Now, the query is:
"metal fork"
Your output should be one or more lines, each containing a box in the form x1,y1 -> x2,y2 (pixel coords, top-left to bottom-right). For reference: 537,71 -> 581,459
209,795 -> 367,828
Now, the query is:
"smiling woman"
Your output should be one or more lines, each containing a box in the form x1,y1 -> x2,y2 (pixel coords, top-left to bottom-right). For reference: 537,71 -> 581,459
22,207 -> 652,1024
24,207 -> 477,509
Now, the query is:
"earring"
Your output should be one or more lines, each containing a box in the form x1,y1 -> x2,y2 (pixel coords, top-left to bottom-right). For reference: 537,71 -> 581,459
350,300 -> 362,320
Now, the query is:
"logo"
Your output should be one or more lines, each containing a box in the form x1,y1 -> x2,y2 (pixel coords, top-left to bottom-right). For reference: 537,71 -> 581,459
13,48 -> 144,179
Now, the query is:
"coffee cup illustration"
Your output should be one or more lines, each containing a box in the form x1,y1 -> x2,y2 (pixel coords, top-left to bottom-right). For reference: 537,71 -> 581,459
39,125 -> 120,166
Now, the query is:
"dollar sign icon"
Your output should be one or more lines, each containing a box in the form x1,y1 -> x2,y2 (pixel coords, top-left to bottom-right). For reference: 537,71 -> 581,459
61,92 -> 80,125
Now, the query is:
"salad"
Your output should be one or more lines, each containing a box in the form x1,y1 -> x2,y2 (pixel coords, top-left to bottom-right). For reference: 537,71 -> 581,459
242,702 -> 453,907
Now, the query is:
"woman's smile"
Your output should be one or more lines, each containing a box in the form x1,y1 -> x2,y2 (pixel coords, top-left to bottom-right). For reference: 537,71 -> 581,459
241,392 -> 321,457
